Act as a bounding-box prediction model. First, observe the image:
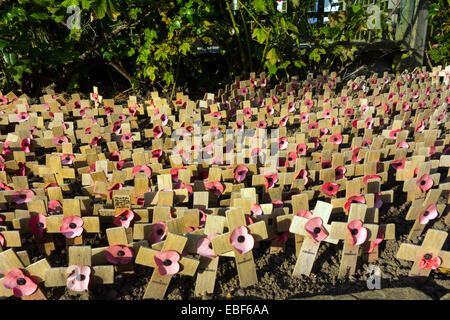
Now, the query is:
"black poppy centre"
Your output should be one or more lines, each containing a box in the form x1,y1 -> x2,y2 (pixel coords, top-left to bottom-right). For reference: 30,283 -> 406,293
313,227 -> 321,234
69,223 -> 77,229
36,222 -> 44,228
120,215 -> 128,221
117,250 -> 125,257
157,228 -> 164,236
424,254 -> 432,260
16,278 -> 27,285
76,274 -> 85,281
237,235 -> 245,243
163,259 -> 172,266
351,229 -> 359,235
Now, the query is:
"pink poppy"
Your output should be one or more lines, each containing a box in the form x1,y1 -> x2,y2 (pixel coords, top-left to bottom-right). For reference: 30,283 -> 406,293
279,137 -> 288,150
264,173 -> 278,189
121,132 -> 133,143
288,102 -> 295,112
105,106 -> 114,115
391,158 -> 406,170
16,162 -> 26,176
128,105 -> 138,117
344,108 -> 353,116
112,121 -> 122,134
304,99 -> 314,108
53,136 -> 69,146
251,204 -> 262,216
419,253 -> 441,270
305,217 -> 328,242
12,190 -> 34,204
154,250 -> 180,276
236,121 -> 244,132
365,229 -> 384,253
234,165 -> 248,183
107,151 -> 120,162
331,117 -> 339,127
323,108 -> 332,119
402,102 -> 410,111
240,87 -> 249,95
365,118 -> 374,129
297,210 -> 313,219
85,127 -> 92,135
230,226 -> 254,254
79,107 -> 89,118
416,174 -> 433,193
341,96 -> 348,104
108,183 -> 123,199
148,221 -> 168,244
279,115 -> 288,127
3,141 -> 12,156
363,175 -> 381,184
0,96 -> 8,105
416,120 -> 425,133
0,182 -> 12,191
352,147 -> 362,163
29,214 -> 47,237
256,120 -> 267,129
60,216 -> 84,238
160,113 -> 169,125
197,233 -> 219,258
419,204 -> 438,225
66,265 -> 91,292
321,160 -> 332,169
105,245 -> 134,265
132,165 -> 151,178
389,129 -> 401,139
396,141 -> 409,149
20,138 -> 31,153
272,95 -> 279,104
347,219 -> 367,245
113,209 -> 134,228
322,182 -> 339,196
344,195 -> 366,212
205,181 -> 224,197
174,181 -> 193,195
297,143 -> 307,155
170,167 -> 182,182
48,200 -> 63,215
17,112 -> 30,122
286,151 -> 297,164
383,103 -> 391,113
300,112 -> 309,123
209,126 -> 220,136
330,133 -> 343,145
295,169 -> 309,185
266,105 -> 274,115
91,135 -> 102,146
153,125 -> 163,138
361,138 -> 372,147
445,96 -> 450,104
61,154 -> 75,165
3,268 -> 37,298
319,127 -> 328,138
243,107 -> 253,119
335,166 -> 346,179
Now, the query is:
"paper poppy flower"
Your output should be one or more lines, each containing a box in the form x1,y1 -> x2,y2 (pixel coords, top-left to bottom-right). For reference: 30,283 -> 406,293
344,195 -> 366,212
197,233 -> 219,258
236,121 -> 244,132
230,226 -> 254,255
383,103 -> 391,113
322,182 -> 338,196
251,204 -> 262,216
279,137 -> 288,150
288,102 -> 295,112
174,181 -> 193,195
0,182 -> 12,191
29,214 -> 46,237
121,132 -> 133,142
297,210 -> 313,219
363,175 -> 381,184
234,165 -> 248,183
304,99 -> 314,109
153,125 -> 163,138
2,141 -> 12,156
264,173 -> 278,189
272,95 -> 279,104
335,166 -> 346,180
109,151 -> 121,162
19,138 -> 31,153
108,183 -> 123,199
352,147 -> 362,163
105,106 -> 114,115
389,129 -> 401,139
419,253 -> 442,270
330,117 -> 339,127
256,120 -> 267,129
344,108 -> 353,116
53,136 -> 69,146
91,135 -> 102,146
305,217 -> 328,242
132,165 -> 151,178
85,127 -> 92,135
402,102 -> 410,111
416,120 -> 425,133
16,112 -> 30,122
365,229 -> 384,253
397,141 -> 409,149
419,204 -> 438,225
12,190 -> 34,204
16,162 -> 26,176
319,127 -> 328,138
295,169 -> 309,185
321,160 -> 332,169
154,250 -> 180,276
148,221 -> 168,244
416,174 -> 433,193
66,265 -> 91,291
323,108 -> 332,119
112,121 -> 122,134
286,151 -> 297,164
128,105 -> 138,117
341,96 -> 348,104
114,209 -> 134,228
105,245 -> 134,265
0,96 -> 8,105
159,113 -> 169,125
205,181 -> 224,197
391,158 -> 406,170
3,268 -> 37,298
347,219 -> 367,245
445,96 -> 450,104
61,154 -> 75,165
266,105 -> 274,115
299,112 -> 309,123
48,200 -> 63,215
330,134 -> 342,145
279,115 -> 288,127
152,149 -> 163,162
365,118 -> 374,129
60,216 -> 84,238
243,107 -> 253,119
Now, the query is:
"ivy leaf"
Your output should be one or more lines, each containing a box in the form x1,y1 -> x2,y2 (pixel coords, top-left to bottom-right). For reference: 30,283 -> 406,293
163,72 -> 174,85
266,48 -> 279,65
179,42 -> 191,55
252,28 -> 267,44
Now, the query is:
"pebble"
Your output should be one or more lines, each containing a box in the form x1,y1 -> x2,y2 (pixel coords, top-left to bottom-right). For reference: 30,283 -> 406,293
235,288 -> 245,296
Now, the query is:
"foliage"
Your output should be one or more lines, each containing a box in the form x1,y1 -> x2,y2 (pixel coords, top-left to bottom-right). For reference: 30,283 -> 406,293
426,0 -> 450,66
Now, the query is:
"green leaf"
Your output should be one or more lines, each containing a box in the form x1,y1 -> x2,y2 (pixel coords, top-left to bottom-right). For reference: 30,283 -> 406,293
93,0 -> 108,19
4,53 -> 18,66
30,12 -> 50,20
179,42 -> 191,55
266,48 -> 279,65
252,28 -> 266,44
252,0 -> 267,13
81,0 -> 92,10
163,72 -> 174,85
294,60 -> 306,68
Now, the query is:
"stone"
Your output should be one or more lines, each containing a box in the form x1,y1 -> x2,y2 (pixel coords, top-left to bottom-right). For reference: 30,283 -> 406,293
441,293 -> 450,300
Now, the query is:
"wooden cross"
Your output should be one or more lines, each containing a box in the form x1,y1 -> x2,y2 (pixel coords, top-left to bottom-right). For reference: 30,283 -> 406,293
134,232 -> 200,299
0,249 -> 49,300
402,161 -> 440,202
288,201 -> 338,277
396,229 -> 450,278
211,207 -> 268,288
329,203 -> 383,278
405,189 -> 445,241
44,246 -> 114,296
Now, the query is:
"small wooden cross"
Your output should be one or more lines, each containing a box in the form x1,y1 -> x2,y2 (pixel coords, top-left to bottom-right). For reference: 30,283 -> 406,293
402,161 -> 440,202
0,249 -> 50,300
44,246 -> 114,296
211,207 -> 268,288
134,232 -> 200,299
329,203 -> 381,278
405,189 -> 445,241
288,201 -> 338,277
396,229 -> 450,278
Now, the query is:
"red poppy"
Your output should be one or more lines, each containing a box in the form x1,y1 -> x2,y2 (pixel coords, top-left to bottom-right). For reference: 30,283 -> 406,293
272,95 -> 279,104
121,133 -> 133,142
279,137 -> 288,150
230,226 -> 254,254
60,216 -> 84,238
266,105 -> 274,115
419,253 -> 441,270
153,125 -> 163,138
416,120 -> 425,133
340,96 -> 348,104
305,217 -> 328,242
352,147 -> 362,163
347,220 -> 367,245
300,112 -> 309,123
66,265 -> 91,292
53,136 -> 69,146
152,149 -> 163,162
251,204 -> 262,216
154,250 -> 180,276
17,112 -> 30,123
416,174 -> 433,193
419,204 -> 438,225
12,190 -> 34,204
288,102 -> 295,113
363,175 -> 381,184
344,195 -> 366,212
391,158 -> 406,170
322,182 -> 339,196
197,233 -> 219,258
112,121 -> 122,134
264,173 -> 278,189
236,121 -> 244,132
0,182 -> 12,191
234,165 -> 248,183
105,245 -> 134,265
91,135 -> 102,146
205,181 -> 224,197
113,209 -> 134,228
344,108 -> 353,116
389,129 -> 401,139
108,183 -> 123,199
304,99 -> 314,108
286,151 -> 297,164
297,143 -> 307,155
279,116 -> 288,127
330,134 -> 342,145
319,127 -> 328,138
105,106 -> 114,115
48,200 -> 63,215
365,118 -> 374,129
132,165 -> 151,178
29,214 -> 46,237
335,166 -> 346,180
129,105 -> 138,117
20,138 -> 31,153
295,169 -> 309,185
243,107 -> 253,119
323,108 -> 332,119
256,120 -> 267,128
3,268 -> 37,297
